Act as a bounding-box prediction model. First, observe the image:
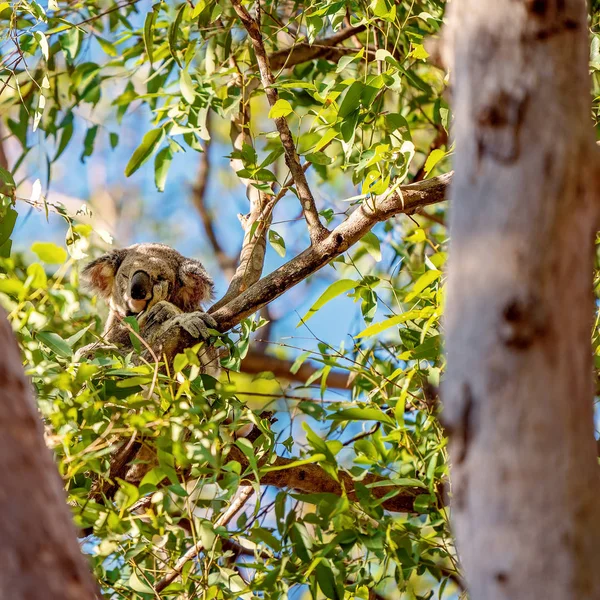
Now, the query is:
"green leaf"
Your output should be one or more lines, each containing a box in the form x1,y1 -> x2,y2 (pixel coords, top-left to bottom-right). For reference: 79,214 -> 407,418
315,559 -> 342,600
298,279 -> 357,326
26,263 -> 47,288
154,146 -> 173,192
268,99 -> 293,119
314,127 -> 338,152
96,36 -> 116,56
411,43 -> 430,60
173,353 -> 189,373
55,120 -> 74,161
0,207 -> 17,246
31,241 -> 67,264
268,230 -> 286,257
236,437 -> 258,473
128,571 -> 155,595
125,128 -> 165,177
335,48 -> 364,73
360,232 -> 381,262
385,113 -> 409,132
180,69 -> 196,104
338,81 -> 364,118
365,477 -> 427,489
60,27 -> 81,62
168,4 -> 186,66
123,315 -> 141,353
260,454 -> 326,474
305,151 -> 333,165
65,323 -> 94,347
37,332 -> 71,358
423,149 -> 446,177
143,8 -> 156,65
34,31 -> 49,60
355,307 -> 435,338
80,125 -> 98,163
328,407 -> 395,427
406,269 -> 442,300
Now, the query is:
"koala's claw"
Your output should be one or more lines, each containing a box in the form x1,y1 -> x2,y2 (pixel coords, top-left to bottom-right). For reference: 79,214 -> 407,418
142,300 -> 179,329
170,312 -> 217,340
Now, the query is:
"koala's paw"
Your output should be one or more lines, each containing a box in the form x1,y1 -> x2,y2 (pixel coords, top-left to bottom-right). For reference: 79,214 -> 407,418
170,311 -> 217,340
142,300 -> 180,329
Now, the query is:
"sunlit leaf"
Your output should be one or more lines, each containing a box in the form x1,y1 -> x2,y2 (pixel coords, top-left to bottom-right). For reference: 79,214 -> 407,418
31,242 -> 67,264
298,279 -> 357,326
125,128 -> 165,177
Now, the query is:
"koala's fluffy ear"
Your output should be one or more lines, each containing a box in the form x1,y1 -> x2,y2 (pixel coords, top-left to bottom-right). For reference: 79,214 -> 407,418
81,249 -> 128,298
174,259 -> 214,311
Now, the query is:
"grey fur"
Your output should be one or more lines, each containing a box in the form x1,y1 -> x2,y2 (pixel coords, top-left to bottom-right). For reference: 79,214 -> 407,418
78,243 -> 218,373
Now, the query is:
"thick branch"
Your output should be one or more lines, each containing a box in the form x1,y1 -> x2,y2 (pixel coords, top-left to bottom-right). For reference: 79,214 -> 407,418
226,446 -> 427,513
210,173 -> 452,331
219,60 -> 272,305
231,0 -> 329,244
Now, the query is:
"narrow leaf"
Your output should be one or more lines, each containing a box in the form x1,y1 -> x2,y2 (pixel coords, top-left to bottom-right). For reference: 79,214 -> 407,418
125,128 -> 165,177
298,279 -> 357,326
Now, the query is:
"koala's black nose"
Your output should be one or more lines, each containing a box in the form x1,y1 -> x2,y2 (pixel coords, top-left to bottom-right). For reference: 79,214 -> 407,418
130,271 -> 151,300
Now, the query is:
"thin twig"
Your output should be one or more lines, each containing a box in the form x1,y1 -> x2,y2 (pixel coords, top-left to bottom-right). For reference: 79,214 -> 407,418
154,487 -> 254,593
231,0 -> 329,245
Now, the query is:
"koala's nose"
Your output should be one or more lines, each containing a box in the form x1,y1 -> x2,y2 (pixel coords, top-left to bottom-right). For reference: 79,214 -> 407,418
130,271 -> 151,300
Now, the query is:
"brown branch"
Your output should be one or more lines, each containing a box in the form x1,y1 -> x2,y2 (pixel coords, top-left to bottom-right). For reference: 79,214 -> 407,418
231,0 -> 329,245
240,350 -> 350,388
215,59 -> 273,308
209,172 -> 452,331
0,125 -> 8,170
192,112 -> 237,280
269,25 -> 367,70
154,487 -> 254,593
226,446 -> 427,513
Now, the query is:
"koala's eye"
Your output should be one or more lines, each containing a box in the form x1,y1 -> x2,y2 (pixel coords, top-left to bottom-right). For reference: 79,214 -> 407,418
156,275 -> 166,282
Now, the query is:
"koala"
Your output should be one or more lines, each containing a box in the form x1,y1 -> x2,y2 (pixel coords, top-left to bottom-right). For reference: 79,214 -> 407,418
79,243 -> 220,372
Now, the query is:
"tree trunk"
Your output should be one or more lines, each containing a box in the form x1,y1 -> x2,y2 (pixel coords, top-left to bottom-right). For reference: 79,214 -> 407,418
0,307 -> 99,599
442,1 -> 600,598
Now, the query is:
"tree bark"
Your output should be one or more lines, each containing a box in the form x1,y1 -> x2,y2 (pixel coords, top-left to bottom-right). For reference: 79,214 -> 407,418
0,307 -> 99,600
442,1 -> 600,598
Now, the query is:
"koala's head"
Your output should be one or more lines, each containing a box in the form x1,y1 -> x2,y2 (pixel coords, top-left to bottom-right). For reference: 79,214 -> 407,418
81,243 -> 214,316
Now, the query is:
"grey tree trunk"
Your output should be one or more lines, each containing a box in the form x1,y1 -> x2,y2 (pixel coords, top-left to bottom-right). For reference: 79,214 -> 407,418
442,0 -> 600,598
0,307 -> 99,599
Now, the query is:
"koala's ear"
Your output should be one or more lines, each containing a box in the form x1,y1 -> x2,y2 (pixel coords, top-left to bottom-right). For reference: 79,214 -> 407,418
81,249 -> 128,298
174,259 -> 214,311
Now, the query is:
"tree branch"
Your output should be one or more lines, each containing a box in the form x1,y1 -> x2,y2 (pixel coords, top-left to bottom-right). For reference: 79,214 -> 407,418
240,350 -> 350,389
216,59 -> 274,307
209,173 -> 452,331
225,446 -> 428,513
231,0 -> 329,245
192,111 -> 237,279
154,487 -> 254,593
269,25 -> 368,71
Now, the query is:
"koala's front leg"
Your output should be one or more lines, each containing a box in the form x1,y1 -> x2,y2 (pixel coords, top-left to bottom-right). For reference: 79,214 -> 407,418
165,311 -> 218,341
139,300 -> 182,341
